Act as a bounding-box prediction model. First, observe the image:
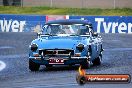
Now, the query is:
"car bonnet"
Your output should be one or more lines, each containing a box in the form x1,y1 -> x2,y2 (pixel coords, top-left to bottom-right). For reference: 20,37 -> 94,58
37,36 -> 88,50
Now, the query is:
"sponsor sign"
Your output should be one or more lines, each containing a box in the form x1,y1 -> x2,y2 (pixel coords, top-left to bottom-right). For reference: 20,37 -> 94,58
76,66 -> 131,85
69,16 -> 132,33
0,14 -> 132,33
0,14 -> 46,32
46,15 -> 67,22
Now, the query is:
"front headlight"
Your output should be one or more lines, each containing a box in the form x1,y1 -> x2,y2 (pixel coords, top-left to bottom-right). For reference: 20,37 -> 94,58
30,44 -> 38,52
76,44 -> 84,52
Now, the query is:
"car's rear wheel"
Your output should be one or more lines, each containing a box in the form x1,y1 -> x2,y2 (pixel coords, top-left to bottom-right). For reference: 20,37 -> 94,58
29,59 -> 40,71
92,55 -> 102,66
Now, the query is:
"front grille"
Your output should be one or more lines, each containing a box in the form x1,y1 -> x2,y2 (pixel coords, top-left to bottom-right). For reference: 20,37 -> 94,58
39,49 -> 74,56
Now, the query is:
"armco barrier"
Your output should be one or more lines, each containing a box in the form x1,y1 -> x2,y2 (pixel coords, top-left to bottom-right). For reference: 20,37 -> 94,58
0,14 -> 132,33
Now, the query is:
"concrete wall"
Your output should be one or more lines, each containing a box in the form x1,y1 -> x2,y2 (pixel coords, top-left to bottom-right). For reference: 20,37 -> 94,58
0,0 -> 21,6
0,0 -> 131,8
0,0 -> 2,6
22,0 -> 132,8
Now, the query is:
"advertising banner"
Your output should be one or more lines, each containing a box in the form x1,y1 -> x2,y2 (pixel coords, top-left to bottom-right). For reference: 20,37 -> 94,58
0,14 -> 132,33
0,14 -> 46,32
46,15 -> 67,22
69,16 -> 132,33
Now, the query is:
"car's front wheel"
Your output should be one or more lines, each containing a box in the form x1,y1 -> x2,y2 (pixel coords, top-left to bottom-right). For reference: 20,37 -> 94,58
92,55 -> 102,66
29,59 -> 40,71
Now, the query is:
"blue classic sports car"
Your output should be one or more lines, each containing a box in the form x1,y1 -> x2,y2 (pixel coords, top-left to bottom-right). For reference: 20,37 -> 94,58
29,19 -> 103,71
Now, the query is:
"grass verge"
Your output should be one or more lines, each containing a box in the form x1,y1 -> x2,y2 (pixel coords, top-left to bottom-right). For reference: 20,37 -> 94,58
0,6 -> 132,16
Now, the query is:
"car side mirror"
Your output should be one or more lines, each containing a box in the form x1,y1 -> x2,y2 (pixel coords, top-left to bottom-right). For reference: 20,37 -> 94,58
93,32 -> 98,37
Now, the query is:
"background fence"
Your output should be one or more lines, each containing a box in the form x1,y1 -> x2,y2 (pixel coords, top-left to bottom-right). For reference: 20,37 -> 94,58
0,0 -> 132,8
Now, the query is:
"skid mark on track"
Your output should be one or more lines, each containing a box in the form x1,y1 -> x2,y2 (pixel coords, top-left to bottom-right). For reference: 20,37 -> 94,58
0,54 -> 27,58
0,60 -> 6,71
104,48 -> 132,51
0,46 -> 14,49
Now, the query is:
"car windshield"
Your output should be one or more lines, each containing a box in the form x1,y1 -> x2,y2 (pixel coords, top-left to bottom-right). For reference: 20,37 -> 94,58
42,24 -> 90,36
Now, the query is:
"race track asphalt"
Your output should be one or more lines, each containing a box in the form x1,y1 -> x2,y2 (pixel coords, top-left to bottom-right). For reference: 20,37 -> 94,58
0,32 -> 132,88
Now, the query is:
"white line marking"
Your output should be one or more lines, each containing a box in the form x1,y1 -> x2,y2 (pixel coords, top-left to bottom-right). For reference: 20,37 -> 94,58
0,60 -> 6,71
26,83 -> 78,88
